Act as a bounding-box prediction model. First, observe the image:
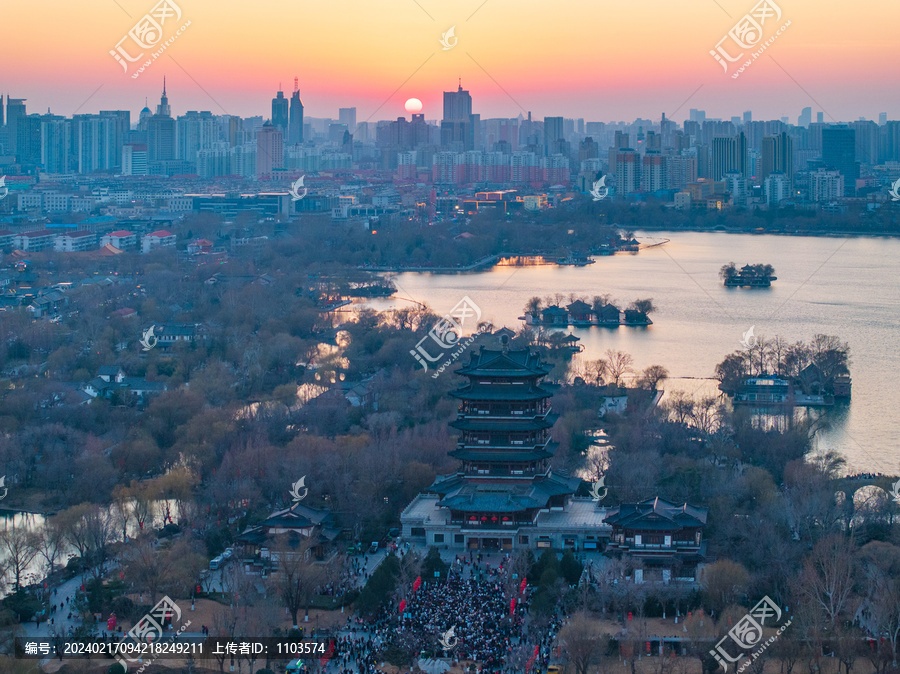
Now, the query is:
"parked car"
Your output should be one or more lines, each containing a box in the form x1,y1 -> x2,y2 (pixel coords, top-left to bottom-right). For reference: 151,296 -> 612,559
368,542 -> 379,554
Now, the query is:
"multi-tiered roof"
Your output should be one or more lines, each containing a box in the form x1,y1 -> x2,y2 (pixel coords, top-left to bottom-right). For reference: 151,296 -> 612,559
426,346 -> 580,528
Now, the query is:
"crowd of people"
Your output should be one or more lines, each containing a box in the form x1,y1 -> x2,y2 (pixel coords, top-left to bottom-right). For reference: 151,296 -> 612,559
320,554 -> 565,674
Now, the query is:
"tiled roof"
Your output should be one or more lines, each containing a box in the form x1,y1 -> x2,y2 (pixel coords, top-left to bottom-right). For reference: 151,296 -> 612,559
456,348 -> 551,378
603,497 -> 708,530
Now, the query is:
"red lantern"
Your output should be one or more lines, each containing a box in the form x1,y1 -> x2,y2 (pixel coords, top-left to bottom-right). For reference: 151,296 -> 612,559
481,516 -> 487,521
520,578 -> 527,594
628,612 -> 633,621
398,599 -> 406,614
413,576 -> 421,592
510,598 -> 516,615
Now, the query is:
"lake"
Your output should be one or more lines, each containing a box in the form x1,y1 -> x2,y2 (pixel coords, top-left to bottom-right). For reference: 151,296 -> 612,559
367,231 -> 899,474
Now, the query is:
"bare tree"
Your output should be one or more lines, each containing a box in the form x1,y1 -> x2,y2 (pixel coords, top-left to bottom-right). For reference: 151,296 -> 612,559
795,534 -> 857,630
0,525 -> 38,591
700,559 -> 750,614
857,541 -> 900,666
559,611 -> 607,674
638,365 -> 669,390
268,535 -> 330,628
585,359 -> 608,386
604,349 -> 633,387
33,517 -> 67,581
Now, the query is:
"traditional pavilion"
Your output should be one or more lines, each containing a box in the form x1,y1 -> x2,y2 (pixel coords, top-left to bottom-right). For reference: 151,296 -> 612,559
603,497 -> 708,583
402,339 -> 609,552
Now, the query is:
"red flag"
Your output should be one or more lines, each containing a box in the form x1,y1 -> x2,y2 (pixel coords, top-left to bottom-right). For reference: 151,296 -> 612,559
398,599 -> 406,614
320,639 -> 336,667
510,598 -> 516,615
520,578 -> 527,594
413,576 -> 421,592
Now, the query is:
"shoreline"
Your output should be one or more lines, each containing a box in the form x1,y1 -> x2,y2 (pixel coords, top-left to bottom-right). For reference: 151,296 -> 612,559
359,227 -> 898,275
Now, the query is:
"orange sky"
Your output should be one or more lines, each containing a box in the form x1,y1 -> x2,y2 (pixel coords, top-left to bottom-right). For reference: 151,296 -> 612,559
2,0 -> 898,123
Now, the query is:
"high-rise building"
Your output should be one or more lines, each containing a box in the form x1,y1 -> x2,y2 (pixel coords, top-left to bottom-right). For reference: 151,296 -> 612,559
641,151 -> 667,193
73,114 -> 118,173
822,126 -> 858,196
40,116 -> 70,173
798,107 -> 812,128
17,114 -> 43,165
851,120 -> 878,165
711,135 -> 747,181
256,121 -> 283,179
743,111 -> 752,124
139,101 -> 153,131
122,143 -> 149,176
289,78 -> 304,144
817,112 -> 824,124
156,80 -> 171,117
441,82 -> 476,151
543,116 -> 565,156
764,171 -> 789,205
725,170 -> 747,206
615,148 -> 640,195
148,82 -> 176,163
339,107 -> 357,133
0,94 -> 4,128
6,98 -> 27,157
689,108 -> 706,123
880,121 -> 900,164
810,168 -> 844,202
176,111 -> 217,166
271,88 -> 289,140
760,132 -> 793,186
879,112 -> 887,126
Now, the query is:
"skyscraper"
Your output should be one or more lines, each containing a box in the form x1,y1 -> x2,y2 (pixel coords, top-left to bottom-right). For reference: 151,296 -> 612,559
40,115 -> 70,173
289,77 -> 304,144
148,83 -> 176,163
156,79 -> 171,117
441,81 -> 476,151
339,107 -> 357,133
711,133 -> 747,181
256,121 -> 283,179
73,114 -> 118,173
822,126 -> 858,196
543,116 -> 565,156
6,97 -> 27,158
798,107 -> 812,128
272,88 -> 289,139
615,148 -> 640,195
176,111 -> 216,167
760,132 -> 793,186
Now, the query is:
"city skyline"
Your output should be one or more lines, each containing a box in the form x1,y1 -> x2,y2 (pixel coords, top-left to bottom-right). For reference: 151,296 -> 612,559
2,0 -> 898,122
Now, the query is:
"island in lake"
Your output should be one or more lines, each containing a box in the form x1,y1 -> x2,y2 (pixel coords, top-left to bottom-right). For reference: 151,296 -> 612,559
720,262 -> 777,287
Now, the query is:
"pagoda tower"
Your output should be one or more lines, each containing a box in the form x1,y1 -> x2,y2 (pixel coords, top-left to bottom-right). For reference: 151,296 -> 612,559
412,342 -> 581,551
